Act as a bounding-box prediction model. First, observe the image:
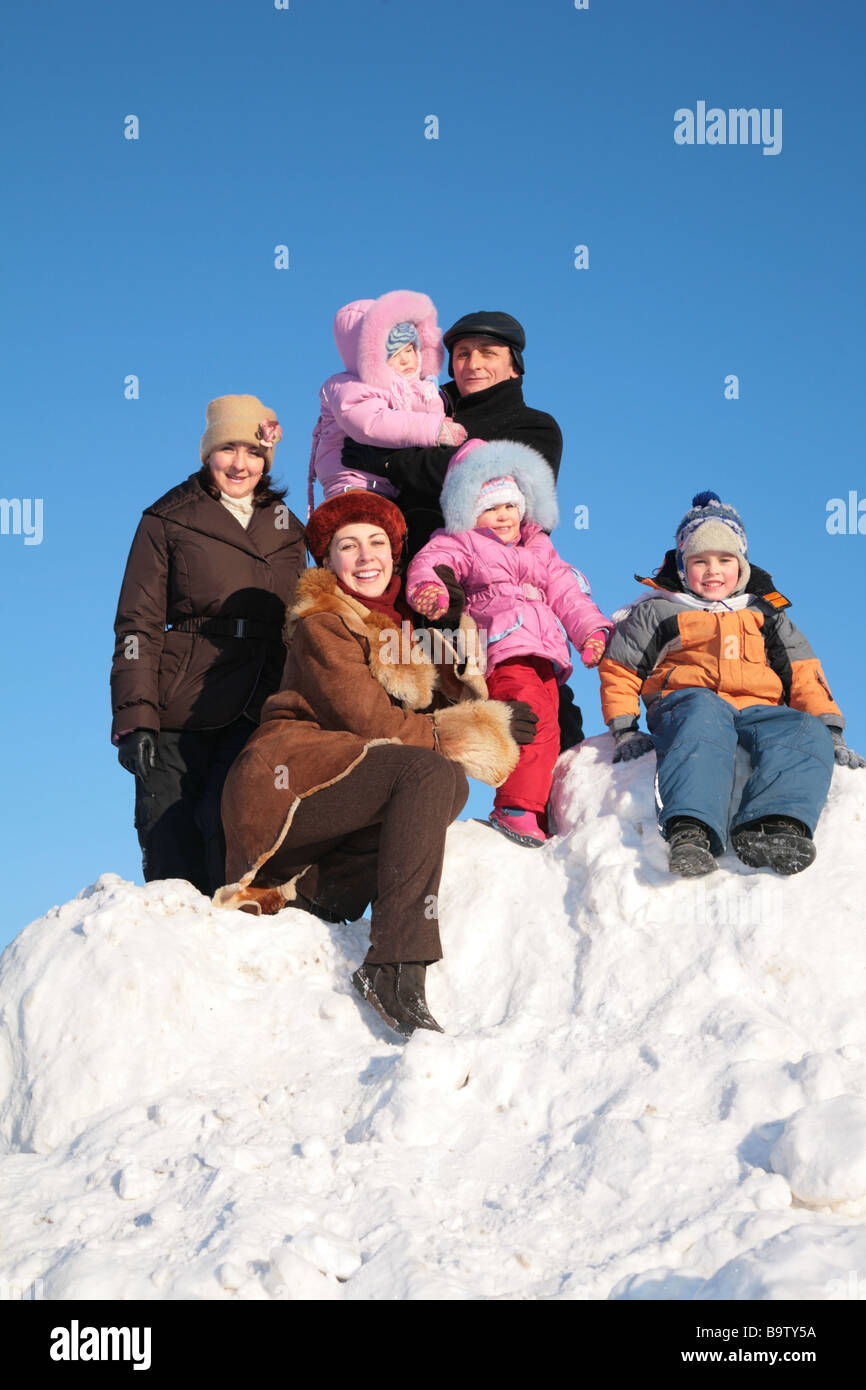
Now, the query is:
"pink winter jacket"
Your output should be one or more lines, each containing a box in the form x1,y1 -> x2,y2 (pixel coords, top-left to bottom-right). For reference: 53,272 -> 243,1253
406,522 -> 614,683
308,289 -> 445,513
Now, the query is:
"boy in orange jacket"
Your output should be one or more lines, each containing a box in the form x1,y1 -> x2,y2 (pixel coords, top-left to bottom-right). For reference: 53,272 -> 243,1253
599,492 -> 863,876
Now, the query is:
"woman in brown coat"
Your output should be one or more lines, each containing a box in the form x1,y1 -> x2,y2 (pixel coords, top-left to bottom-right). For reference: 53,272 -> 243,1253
214,491 -> 538,1037
111,394 -> 306,895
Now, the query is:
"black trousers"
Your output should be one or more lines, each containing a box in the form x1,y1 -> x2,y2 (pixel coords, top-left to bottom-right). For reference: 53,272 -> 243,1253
134,717 -> 254,895
257,744 -> 469,964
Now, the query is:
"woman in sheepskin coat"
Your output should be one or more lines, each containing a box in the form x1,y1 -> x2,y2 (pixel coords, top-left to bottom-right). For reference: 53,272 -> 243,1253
111,395 -> 306,896
215,491 -> 537,1038
307,288 -> 465,509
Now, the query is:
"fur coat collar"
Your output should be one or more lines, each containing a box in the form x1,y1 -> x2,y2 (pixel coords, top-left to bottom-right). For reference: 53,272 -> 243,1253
288,568 -> 488,706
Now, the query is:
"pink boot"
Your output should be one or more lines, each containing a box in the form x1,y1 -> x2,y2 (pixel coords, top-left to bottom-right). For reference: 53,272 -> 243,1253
488,806 -> 548,849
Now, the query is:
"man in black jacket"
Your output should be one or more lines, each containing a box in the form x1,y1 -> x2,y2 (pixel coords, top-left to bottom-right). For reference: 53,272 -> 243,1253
341,310 -> 562,555
341,310 -> 582,749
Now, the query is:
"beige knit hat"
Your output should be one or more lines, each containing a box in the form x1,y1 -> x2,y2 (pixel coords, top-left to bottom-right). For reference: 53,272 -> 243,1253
200,395 -> 282,471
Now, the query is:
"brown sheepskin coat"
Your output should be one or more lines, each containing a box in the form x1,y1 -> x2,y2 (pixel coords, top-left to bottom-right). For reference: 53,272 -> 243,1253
215,567 -> 520,911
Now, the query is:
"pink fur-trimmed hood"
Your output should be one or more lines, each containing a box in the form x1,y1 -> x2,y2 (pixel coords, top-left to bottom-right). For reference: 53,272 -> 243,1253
332,290 -> 444,387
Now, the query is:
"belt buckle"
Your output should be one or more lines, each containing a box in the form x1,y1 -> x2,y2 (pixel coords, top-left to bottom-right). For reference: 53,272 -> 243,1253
233,619 -> 247,638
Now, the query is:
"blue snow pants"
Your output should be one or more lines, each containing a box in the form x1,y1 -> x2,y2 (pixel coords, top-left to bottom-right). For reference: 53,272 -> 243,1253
646,689 -> 835,855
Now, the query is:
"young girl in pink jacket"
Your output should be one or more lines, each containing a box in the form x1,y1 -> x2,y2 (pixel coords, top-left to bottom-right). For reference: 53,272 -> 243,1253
307,289 -> 466,514
406,437 -> 613,846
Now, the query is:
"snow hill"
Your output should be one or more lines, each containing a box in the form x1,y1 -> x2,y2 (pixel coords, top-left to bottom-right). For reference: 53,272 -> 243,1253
2,736 -> 866,1302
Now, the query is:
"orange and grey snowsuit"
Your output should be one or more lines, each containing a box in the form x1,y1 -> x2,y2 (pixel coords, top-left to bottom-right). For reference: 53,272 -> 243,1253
599,565 -> 842,851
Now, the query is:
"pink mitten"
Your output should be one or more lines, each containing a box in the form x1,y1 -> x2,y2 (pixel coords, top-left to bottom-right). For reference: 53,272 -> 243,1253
437,420 -> 468,446
409,581 -> 450,619
580,630 -> 608,669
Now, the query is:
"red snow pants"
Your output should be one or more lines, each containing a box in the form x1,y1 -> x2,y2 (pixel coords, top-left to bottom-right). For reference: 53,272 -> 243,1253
485,655 -> 561,815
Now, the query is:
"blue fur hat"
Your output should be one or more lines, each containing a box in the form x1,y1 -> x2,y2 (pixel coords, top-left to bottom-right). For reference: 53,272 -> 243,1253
440,438 -> 559,534
675,490 -> 750,593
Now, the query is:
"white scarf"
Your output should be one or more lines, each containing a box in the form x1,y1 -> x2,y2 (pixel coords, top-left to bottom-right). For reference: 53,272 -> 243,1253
220,491 -> 255,530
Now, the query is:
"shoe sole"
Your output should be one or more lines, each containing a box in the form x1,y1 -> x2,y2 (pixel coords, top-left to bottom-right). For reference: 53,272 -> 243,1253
732,830 -> 816,875
669,844 -> 717,877
351,968 -> 411,1036
487,817 -> 547,849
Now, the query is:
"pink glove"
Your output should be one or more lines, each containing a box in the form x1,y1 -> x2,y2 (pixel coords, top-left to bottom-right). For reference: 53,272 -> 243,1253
437,420 -> 468,446
409,581 -> 450,619
580,630 -> 609,669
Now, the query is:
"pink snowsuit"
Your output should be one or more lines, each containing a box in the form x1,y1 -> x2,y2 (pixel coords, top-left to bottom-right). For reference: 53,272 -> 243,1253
308,289 -> 446,514
407,521 -> 612,685
406,437 -> 614,815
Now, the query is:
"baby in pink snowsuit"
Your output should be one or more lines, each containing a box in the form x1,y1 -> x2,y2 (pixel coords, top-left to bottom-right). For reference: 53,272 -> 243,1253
307,288 -> 466,514
406,438 -> 614,847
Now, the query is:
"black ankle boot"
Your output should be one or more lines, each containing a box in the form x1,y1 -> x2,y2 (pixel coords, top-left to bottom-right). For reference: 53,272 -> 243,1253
351,961 -> 444,1037
731,817 -> 815,875
667,817 -> 717,877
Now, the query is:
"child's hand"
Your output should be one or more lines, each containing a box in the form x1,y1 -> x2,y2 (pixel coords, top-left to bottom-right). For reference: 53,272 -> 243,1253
437,420 -> 468,446
579,630 -> 608,668
409,581 -> 450,619
610,720 -> 654,763
830,728 -> 866,769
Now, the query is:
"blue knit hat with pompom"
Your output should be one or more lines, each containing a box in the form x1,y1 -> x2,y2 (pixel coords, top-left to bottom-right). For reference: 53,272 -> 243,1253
675,491 -> 750,594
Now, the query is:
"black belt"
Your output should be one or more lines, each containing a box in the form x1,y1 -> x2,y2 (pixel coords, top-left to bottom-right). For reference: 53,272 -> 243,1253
167,616 -> 282,641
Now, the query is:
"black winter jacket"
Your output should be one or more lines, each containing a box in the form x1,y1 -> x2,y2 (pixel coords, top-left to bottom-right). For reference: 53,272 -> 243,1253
341,378 -> 562,556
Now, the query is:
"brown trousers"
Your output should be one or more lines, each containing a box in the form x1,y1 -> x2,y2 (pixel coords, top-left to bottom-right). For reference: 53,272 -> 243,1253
258,744 -> 468,963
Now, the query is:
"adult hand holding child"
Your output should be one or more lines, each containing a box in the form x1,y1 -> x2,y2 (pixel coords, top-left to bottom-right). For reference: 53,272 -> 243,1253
505,701 -> 539,745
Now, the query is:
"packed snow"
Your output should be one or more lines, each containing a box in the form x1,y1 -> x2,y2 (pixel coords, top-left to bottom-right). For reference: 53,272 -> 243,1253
1,735 -> 865,1301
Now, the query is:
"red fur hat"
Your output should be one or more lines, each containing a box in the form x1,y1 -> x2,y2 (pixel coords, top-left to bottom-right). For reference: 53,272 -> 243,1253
305,492 -> 407,564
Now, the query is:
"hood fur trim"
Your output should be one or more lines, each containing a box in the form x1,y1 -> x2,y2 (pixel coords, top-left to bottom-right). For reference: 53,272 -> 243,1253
356,290 -> 443,389
288,568 -> 485,710
441,438 -> 559,534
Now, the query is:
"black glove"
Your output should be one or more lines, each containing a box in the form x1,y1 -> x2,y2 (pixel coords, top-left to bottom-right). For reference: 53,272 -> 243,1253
341,437 -> 391,478
505,701 -> 538,746
432,564 -> 466,626
611,721 -> 654,764
117,730 -> 158,781
558,684 -> 584,753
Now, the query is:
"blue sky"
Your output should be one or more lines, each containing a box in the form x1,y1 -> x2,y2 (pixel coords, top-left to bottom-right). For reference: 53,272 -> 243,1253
2,0 -> 864,948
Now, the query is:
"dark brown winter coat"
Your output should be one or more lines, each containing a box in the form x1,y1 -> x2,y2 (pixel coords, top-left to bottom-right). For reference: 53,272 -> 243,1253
215,567 -> 520,912
111,474 -> 306,739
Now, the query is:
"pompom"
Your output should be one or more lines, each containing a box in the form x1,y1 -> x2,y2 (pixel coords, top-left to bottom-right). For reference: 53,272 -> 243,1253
691,490 -> 720,508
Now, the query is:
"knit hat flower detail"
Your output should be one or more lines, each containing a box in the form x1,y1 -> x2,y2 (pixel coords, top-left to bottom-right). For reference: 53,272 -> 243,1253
200,394 -> 281,471
675,490 -> 750,594
257,418 -> 282,448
